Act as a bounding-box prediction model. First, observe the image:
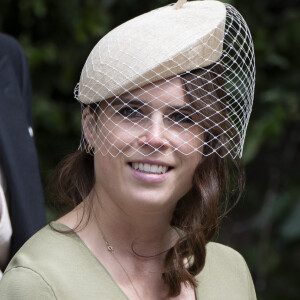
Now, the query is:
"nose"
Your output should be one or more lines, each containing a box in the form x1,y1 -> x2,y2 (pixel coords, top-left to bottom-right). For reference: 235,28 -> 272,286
137,113 -> 169,151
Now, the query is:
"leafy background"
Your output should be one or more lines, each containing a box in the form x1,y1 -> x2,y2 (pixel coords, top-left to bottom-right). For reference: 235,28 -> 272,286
1,0 -> 299,299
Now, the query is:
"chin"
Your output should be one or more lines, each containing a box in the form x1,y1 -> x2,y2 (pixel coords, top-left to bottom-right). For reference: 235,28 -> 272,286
126,192 -> 178,213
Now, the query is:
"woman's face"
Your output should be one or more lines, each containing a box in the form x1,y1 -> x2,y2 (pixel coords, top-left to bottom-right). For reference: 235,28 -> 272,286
88,77 -> 204,215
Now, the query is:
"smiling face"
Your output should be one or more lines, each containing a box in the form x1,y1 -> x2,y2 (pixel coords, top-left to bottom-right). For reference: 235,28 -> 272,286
84,77 -> 204,214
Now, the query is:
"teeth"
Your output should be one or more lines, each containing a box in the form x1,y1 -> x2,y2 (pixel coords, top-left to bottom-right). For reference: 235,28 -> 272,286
131,163 -> 169,174
144,163 -> 151,172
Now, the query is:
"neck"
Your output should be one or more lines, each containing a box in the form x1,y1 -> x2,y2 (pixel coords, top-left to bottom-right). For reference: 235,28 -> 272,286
84,187 -> 178,257
58,187 -> 185,299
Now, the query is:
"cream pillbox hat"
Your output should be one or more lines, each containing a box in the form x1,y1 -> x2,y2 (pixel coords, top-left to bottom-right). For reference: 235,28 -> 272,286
76,0 -> 255,159
78,0 -> 226,104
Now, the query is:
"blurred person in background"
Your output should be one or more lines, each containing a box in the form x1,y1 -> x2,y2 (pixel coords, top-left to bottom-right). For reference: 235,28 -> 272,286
0,33 -> 46,277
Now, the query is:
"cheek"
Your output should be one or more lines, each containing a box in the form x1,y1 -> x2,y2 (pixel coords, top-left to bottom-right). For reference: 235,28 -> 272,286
173,130 -> 204,155
93,154 -> 126,199
94,155 -> 108,182
178,152 -> 202,191
95,118 -> 138,155
93,154 -> 117,185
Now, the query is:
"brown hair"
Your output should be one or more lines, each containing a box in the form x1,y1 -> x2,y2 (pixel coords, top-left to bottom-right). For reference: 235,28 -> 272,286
162,65 -> 244,296
50,64 -> 244,297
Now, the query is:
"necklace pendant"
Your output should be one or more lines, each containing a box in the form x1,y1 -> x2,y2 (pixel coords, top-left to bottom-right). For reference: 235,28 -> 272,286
105,241 -> 114,253
107,245 -> 114,252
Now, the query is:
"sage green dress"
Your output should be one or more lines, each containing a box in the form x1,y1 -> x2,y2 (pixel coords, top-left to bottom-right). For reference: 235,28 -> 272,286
0,222 -> 256,299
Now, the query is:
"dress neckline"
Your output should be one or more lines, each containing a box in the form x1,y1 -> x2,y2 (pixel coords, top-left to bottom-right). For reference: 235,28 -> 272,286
49,221 -> 199,300
50,221 -> 131,300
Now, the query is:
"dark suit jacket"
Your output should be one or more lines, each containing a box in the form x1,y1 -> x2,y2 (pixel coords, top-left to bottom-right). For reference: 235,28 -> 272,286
0,33 -> 46,262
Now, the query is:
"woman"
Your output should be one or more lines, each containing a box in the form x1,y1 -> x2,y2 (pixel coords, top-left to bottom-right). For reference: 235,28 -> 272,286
0,0 -> 256,299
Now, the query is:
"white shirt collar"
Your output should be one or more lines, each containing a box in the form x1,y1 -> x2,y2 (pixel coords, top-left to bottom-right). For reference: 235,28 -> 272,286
0,165 -> 12,269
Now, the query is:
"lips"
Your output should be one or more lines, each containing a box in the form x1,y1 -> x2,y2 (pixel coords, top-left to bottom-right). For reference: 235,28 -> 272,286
128,161 -> 173,175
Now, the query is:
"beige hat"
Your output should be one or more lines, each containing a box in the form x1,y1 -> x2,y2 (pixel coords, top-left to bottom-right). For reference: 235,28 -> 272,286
76,0 -> 255,159
78,0 -> 226,104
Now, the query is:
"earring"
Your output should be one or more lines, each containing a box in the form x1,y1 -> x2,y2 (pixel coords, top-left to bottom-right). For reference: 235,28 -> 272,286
87,144 -> 94,157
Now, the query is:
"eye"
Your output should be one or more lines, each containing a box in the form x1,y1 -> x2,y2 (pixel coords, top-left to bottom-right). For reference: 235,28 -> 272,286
169,112 -> 194,123
118,106 -> 141,118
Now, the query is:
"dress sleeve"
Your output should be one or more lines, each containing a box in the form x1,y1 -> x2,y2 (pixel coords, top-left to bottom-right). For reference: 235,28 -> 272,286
0,267 -> 56,299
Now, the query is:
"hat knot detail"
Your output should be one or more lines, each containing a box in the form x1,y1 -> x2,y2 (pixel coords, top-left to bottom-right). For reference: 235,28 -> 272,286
174,0 -> 187,10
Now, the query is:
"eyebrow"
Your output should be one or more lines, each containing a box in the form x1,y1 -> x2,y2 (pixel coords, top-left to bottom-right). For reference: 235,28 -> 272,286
169,105 -> 195,113
110,98 -> 146,107
110,97 -> 195,113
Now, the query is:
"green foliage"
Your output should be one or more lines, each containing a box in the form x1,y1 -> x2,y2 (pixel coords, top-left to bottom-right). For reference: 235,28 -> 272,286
218,2 -> 300,299
1,0 -> 299,299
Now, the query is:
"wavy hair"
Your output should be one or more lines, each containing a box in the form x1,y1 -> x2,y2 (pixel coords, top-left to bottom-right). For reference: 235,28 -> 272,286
50,64 -> 244,297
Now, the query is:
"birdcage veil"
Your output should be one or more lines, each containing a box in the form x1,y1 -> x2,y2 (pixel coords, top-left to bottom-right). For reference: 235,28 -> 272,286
74,0 -> 255,159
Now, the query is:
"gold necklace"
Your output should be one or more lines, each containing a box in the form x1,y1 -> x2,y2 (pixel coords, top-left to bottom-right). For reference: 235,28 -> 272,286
97,224 -> 143,300
96,221 -> 197,300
